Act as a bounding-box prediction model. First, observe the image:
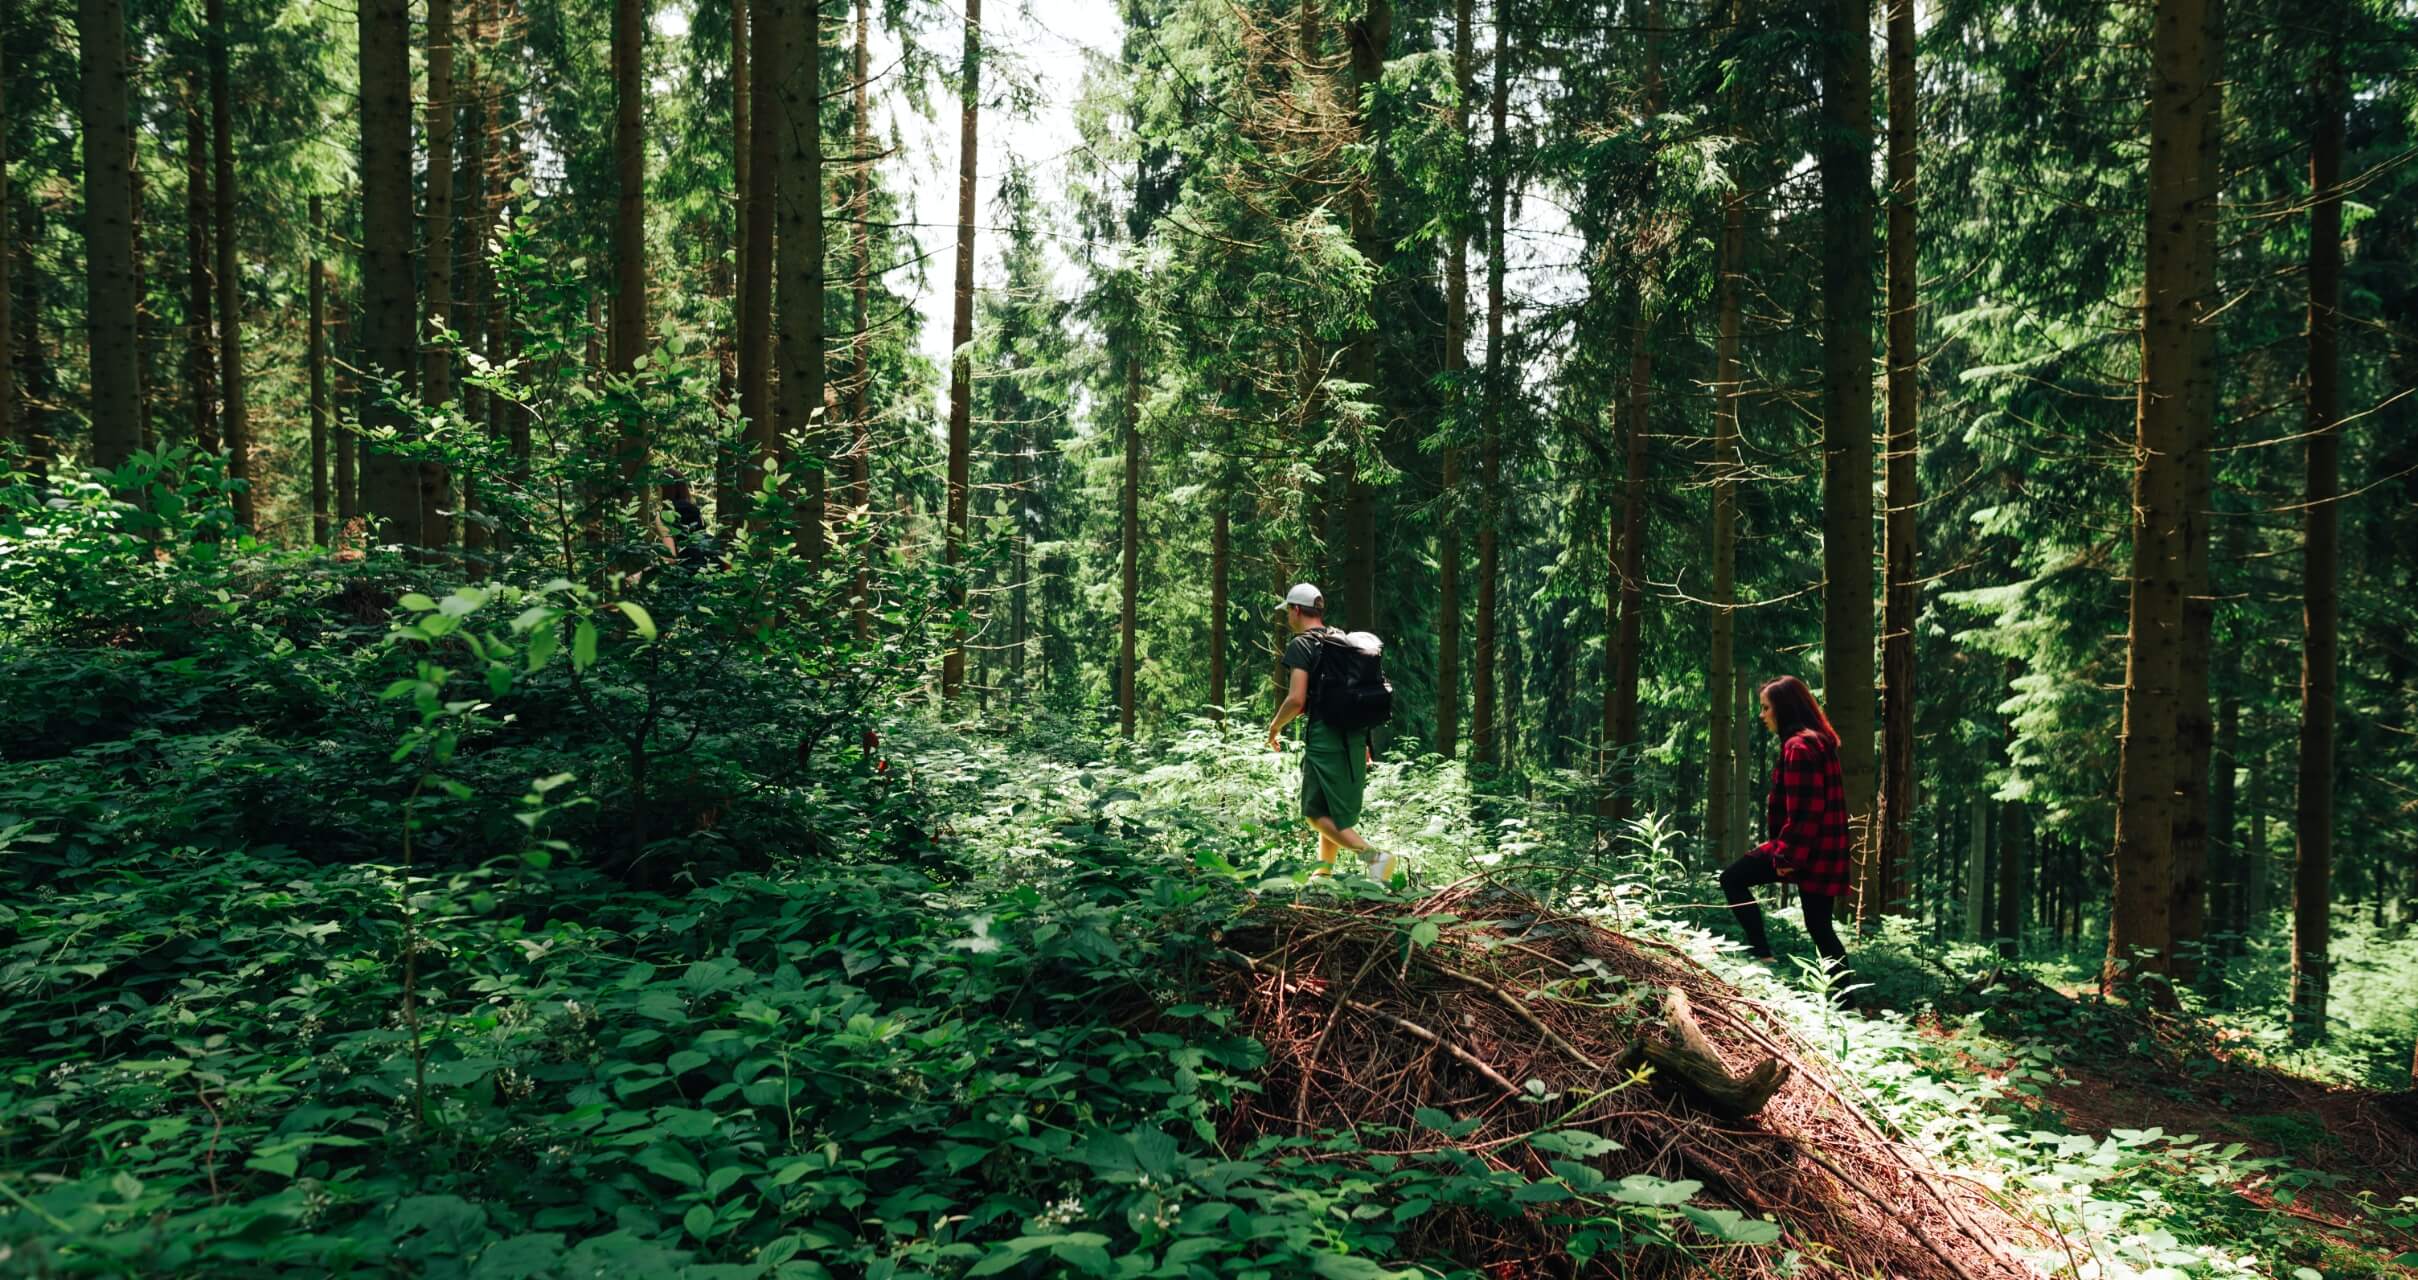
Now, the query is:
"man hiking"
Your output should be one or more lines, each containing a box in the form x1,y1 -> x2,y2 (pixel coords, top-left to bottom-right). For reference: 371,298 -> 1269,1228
1266,583 -> 1397,879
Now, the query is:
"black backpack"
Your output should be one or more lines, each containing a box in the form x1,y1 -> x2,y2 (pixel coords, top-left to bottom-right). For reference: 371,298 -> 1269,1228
1308,630 -> 1394,732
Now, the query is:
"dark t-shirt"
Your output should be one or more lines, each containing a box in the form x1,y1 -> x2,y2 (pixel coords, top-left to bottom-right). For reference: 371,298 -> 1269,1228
1284,626 -> 1335,720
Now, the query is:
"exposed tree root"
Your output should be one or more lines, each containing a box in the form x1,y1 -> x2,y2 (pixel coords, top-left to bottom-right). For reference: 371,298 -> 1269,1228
1210,881 -> 2046,1280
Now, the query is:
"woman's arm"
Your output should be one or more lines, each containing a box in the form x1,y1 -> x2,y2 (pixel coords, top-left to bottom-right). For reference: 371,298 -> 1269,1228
1754,736 -> 1829,874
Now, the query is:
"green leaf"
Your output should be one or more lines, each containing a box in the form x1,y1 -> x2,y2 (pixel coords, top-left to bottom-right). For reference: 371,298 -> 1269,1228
248,1149 -> 301,1178
572,620 -> 599,670
1604,1175 -> 1701,1206
684,1203 -> 716,1242
966,1249 -> 1024,1277
615,601 -> 658,640
1051,1242 -> 1113,1275
636,1143 -> 705,1189
1529,1130 -> 1623,1158
526,625 -> 559,671
399,593 -> 439,612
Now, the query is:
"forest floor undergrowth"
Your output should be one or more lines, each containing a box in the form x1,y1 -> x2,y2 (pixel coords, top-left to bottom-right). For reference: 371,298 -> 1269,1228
6,670 -> 2418,1278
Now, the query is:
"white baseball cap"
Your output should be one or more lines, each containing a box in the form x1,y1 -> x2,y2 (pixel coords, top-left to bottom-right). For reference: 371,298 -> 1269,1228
1282,583 -> 1325,609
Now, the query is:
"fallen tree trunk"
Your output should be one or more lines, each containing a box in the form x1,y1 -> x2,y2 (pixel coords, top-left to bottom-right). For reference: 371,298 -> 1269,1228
1624,988 -> 1790,1121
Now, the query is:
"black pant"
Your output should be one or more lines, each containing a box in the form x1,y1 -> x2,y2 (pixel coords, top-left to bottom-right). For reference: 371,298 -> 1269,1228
1719,855 -> 1847,972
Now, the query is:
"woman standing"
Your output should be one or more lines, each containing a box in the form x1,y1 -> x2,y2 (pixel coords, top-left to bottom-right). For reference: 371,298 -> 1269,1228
1719,676 -> 1853,987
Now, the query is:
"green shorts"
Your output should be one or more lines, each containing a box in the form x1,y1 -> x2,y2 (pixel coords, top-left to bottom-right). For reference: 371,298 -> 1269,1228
1299,719 -> 1369,830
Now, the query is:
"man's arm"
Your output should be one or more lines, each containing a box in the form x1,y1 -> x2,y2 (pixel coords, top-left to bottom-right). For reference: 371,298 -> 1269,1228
1267,666 -> 1310,748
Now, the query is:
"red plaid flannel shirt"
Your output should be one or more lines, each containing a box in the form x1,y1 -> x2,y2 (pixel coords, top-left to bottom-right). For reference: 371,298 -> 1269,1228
1754,728 -> 1852,898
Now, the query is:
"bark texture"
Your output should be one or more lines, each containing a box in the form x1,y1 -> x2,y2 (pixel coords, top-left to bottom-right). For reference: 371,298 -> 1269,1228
1875,0 -> 1919,919
2290,38 -> 2345,1040
738,0 -> 776,523
849,0 -> 876,638
426,0 -> 457,414
1120,356 -> 1141,737
2169,0 -> 2226,984
719,0 -> 749,526
80,0 -> 143,472
1708,136 -> 1743,862
1607,0 -> 1658,824
359,0 -> 421,539
208,0 -> 251,525
1436,0 -> 1473,760
2106,0 -> 2214,995
309,195 -> 329,544
1470,0 -> 1510,768
610,0 -> 649,515
775,0 -> 824,558
183,83 -> 216,454
1821,0 -> 1876,918
943,0 -> 980,697
1339,0 -> 1391,633
0,38 -> 11,454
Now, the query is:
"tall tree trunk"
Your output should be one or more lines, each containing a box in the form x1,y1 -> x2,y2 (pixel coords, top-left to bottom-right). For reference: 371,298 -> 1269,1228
359,0 -> 420,539
1600,468 -> 1620,816
1821,0 -> 1876,916
1874,0 -> 1918,920
14,234 -> 50,473
80,0 -> 142,472
1996,660 -> 2024,954
309,195 -> 329,544
610,0 -> 649,518
1607,0 -> 1659,824
2290,36 -> 2345,1041
943,0 -> 979,697
775,0 -> 824,562
1436,0 -> 1473,759
1997,802 -> 2026,953
501,85 -> 531,486
207,0 -> 250,525
1012,409 -> 1031,695
425,0 -> 456,413
849,0 -> 875,639
2212,675 -> 2240,948
2107,0 -> 2214,996
182,82 -> 217,454
461,0 -> 493,569
1119,355 -> 1141,737
132,159 -> 150,451
1211,482 -> 1229,720
720,0 -> 748,526
2247,738 -> 2268,925
1964,797 -> 1987,942
739,0 -> 775,525
335,289 -> 356,526
1340,0 -> 1390,632
1471,0 -> 1510,768
0,37 -> 11,456
2169,0 -> 2225,985
418,0 -> 457,552
1707,25 -> 1743,859
1733,667 -> 1753,850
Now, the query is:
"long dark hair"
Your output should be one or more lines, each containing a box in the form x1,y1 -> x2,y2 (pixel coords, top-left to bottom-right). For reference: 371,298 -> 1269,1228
1760,676 -> 1840,747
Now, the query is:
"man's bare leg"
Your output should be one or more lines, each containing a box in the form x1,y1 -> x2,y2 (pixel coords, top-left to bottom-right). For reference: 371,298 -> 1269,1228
1308,815 -> 1372,873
